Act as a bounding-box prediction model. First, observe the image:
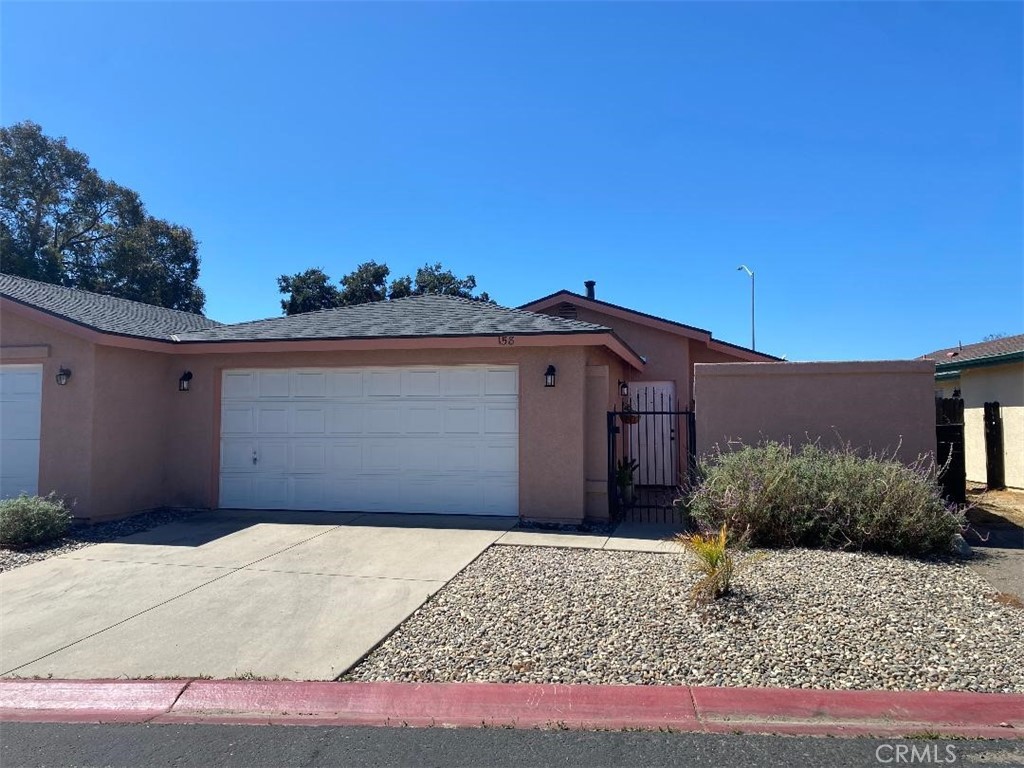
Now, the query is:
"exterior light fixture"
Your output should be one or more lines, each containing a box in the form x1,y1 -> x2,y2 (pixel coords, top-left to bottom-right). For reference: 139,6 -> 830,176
544,365 -> 557,388
55,367 -> 72,386
179,371 -> 193,392
618,380 -> 629,398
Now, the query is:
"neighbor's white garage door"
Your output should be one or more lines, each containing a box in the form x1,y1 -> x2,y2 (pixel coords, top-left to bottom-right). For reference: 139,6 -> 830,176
0,365 -> 42,500
219,366 -> 519,516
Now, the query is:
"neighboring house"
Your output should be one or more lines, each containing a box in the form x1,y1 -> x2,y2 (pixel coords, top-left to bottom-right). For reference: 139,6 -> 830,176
0,274 -> 767,524
920,334 -> 1024,490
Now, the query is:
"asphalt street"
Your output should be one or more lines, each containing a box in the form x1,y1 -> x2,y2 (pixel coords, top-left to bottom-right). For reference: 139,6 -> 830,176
2,723 -> 1023,768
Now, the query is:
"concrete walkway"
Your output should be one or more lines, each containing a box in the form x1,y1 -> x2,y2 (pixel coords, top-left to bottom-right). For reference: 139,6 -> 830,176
2,679 -> 1020,739
0,511 -> 513,681
496,521 -> 684,553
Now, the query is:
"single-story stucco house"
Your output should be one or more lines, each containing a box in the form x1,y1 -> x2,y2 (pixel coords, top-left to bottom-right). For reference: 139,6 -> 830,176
0,273 -> 772,523
923,334 -> 1024,490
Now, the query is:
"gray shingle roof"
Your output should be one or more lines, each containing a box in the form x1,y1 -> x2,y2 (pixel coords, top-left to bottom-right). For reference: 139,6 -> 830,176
0,273 -> 611,343
0,273 -> 221,340
177,294 -> 610,342
919,334 -> 1024,365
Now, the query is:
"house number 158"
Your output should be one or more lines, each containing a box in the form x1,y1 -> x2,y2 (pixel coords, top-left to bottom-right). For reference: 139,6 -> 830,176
498,335 -> 515,345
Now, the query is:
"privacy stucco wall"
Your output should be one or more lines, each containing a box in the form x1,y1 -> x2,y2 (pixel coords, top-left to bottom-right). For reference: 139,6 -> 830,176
695,361 -> 937,464
165,345 -> 591,523
960,362 -> 1024,489
0,308 -> 96,515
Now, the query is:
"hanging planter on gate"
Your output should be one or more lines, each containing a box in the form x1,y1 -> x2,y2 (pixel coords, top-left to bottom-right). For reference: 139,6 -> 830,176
619,404 -> 640,425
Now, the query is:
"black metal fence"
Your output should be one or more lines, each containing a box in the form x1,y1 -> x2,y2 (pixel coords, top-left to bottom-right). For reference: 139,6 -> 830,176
607,389 -> 695,524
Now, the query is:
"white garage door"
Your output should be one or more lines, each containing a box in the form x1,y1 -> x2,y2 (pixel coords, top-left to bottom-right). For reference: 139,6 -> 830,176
0,365 -> 42,500
219,366 -> 519,516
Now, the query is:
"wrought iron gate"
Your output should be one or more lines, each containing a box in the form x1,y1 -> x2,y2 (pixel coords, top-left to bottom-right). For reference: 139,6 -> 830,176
607,389 -> 696,524
936,396 -> 966,504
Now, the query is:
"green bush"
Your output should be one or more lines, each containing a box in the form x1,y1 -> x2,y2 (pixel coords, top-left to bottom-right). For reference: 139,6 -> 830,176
0,494 -> 73,549
681,441 -> 963,556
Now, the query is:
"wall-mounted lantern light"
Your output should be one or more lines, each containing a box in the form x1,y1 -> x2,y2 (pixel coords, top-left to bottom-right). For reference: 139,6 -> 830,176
618,380 -> 629,398
544,365 -> 557,388
179,371 -> 193,392
55,367 -> 72,386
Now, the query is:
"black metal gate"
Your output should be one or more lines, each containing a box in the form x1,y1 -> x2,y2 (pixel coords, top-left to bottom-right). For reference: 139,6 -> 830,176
607,389 -> 696,524
984,401 -> 1006,490
936,396 -> 966,504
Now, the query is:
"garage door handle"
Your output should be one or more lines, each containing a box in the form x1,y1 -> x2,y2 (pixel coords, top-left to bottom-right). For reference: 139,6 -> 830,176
252,450 -> 258,465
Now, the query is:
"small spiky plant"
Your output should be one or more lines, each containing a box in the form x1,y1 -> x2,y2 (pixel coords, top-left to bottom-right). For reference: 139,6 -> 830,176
674,524 -> 735,605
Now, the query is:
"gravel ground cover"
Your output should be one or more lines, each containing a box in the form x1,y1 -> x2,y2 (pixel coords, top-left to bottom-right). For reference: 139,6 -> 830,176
348,545 -> 1024,693
0,508 -> 205,573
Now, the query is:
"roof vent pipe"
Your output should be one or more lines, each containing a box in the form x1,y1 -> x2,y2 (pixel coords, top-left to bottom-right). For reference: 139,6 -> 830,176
584,280 -> 596,300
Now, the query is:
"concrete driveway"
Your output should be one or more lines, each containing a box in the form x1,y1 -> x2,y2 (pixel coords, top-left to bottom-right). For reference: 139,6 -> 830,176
0,510 -> 513,681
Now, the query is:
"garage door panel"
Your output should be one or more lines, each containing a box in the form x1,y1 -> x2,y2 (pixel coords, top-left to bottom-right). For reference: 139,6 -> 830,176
484,406 -> 518,434
444,444 -> 479,471
222,407 -> 255,435
365,442 -> 400,471
1,401 -> 41,433
259,371 -> 291,398
444,369 -> 481,397
405,406 -> 442,434
253,477 -> 289,508
368,371 -> 401,397
445,407 -> 480,434
329,405 -> 362,434
330,444 -> 362,471
479,443 -> 518,472
365,406 -> 401,434
485,369 -> 517,396
404,441 -> 440,471
219,476 -> 252,508
256,407 -> 289,434
403,370 -> 440,397
221,441 -> 257,471
0,441 -> 39,475
220,366 -> 518,516
292,476 -> 324,508
293,407 -> 326,434
222,372 -> 256,399
292,443 -> 325,472
293,372 -> 326,398
256,442 -> 289,471
329,372 -> 363,398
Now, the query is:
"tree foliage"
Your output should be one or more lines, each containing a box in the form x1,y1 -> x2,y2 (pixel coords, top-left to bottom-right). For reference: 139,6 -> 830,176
0,121 -> 205,313
278,261 -> 491,315
276,268 -> 341,315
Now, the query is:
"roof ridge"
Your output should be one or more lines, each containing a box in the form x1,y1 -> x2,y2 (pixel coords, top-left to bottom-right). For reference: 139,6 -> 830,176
0,272 -> 219,325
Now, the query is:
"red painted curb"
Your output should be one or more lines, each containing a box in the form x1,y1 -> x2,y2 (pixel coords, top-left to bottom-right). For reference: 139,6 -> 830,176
1,679 -> 1021,739
0,679 -> 188,724
166,680 -> 701,730
690,686 -> 1024,729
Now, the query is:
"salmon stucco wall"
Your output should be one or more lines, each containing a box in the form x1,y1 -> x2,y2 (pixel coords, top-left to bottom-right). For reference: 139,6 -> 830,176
539,305 -> 693,402
0,308 -> 96,516
695,361 -> 937,464
89,346 -> 174,519
959,362 -> 1024,489
166,345 -> 591,523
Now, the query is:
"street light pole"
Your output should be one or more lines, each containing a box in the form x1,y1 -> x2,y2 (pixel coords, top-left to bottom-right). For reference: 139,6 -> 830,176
737,265 -> 755,351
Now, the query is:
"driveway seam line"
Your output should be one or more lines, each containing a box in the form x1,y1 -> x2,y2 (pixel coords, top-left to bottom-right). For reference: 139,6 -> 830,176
2,525 -> 348,675
331,534 -> 507,682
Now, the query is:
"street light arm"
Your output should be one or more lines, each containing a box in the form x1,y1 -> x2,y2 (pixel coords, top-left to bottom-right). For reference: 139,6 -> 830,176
737,264 -> 754,277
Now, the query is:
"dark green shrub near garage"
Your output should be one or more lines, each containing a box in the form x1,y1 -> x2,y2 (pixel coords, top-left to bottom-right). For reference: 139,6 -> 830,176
0,494 -> 73,549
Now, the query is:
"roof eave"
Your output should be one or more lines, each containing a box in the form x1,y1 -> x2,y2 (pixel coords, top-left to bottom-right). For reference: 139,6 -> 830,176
934,350 -> 1024,375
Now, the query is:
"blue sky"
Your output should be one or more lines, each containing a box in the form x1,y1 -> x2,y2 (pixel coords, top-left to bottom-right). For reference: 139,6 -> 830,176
3,2 -> 1021,360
